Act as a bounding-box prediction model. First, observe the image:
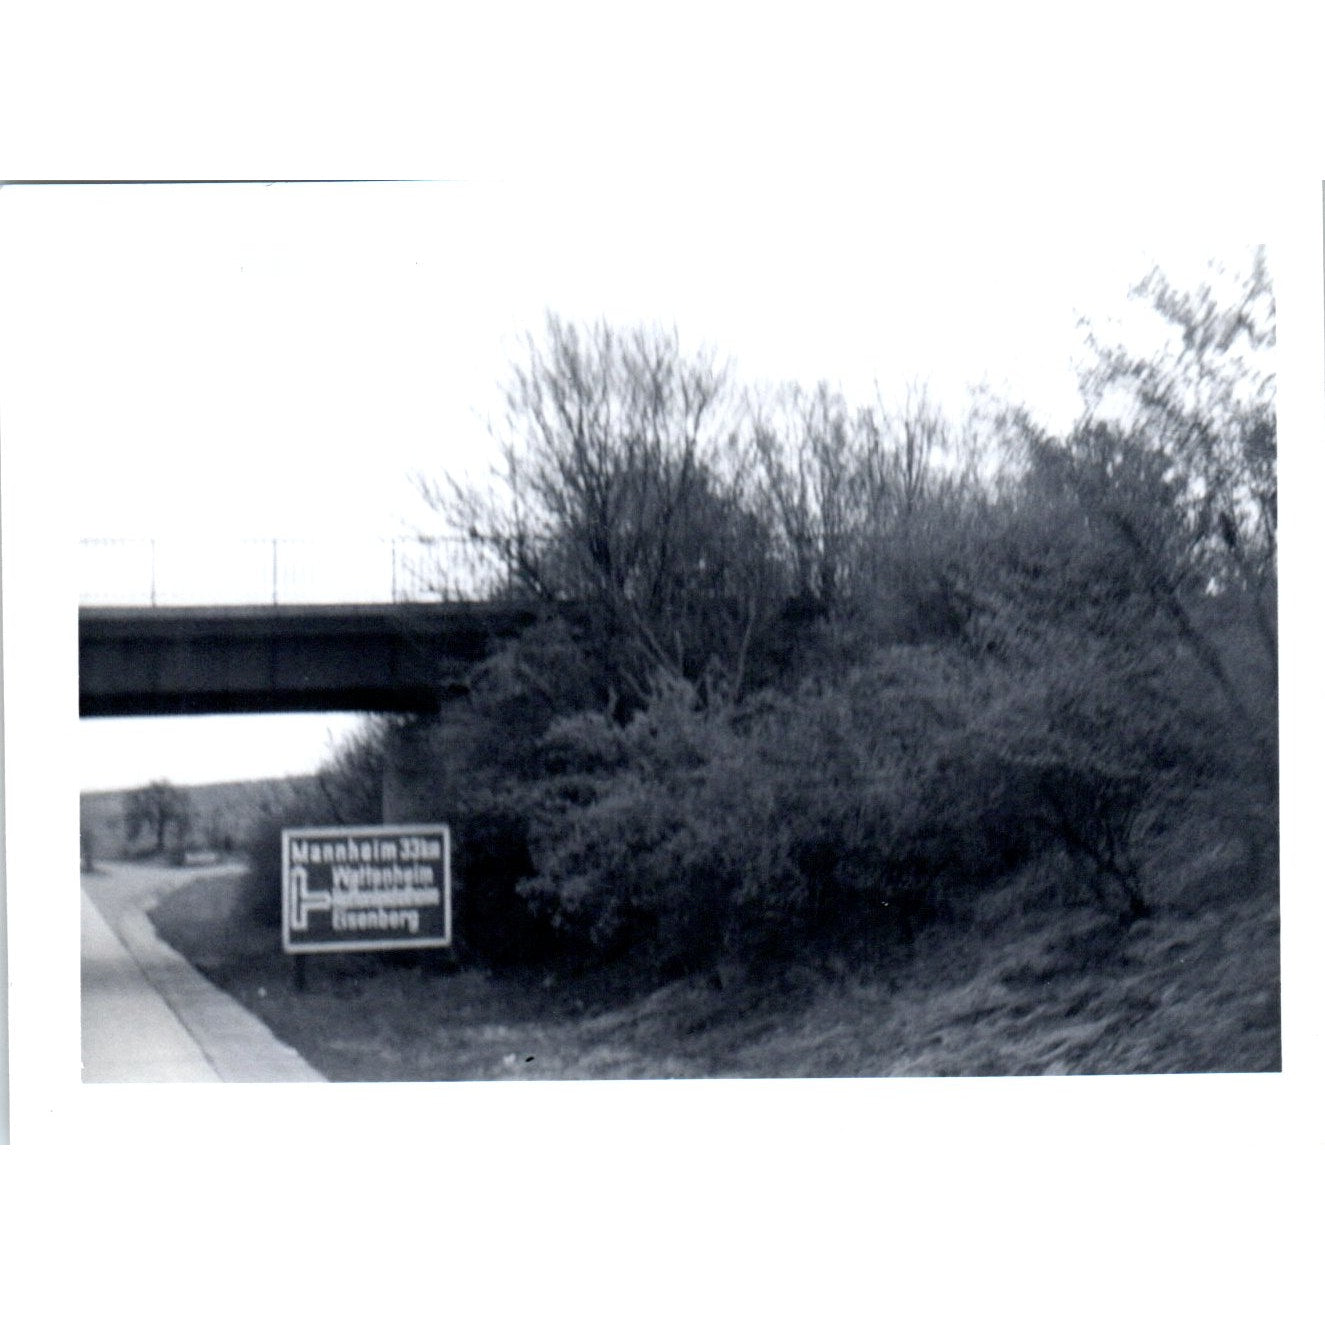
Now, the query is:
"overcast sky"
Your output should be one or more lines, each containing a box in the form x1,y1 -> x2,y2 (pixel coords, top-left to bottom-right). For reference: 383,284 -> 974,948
1,175 -> 1273,790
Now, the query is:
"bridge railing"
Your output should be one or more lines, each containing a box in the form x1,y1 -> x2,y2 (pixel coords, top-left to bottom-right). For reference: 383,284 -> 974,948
78,535 -> 521,606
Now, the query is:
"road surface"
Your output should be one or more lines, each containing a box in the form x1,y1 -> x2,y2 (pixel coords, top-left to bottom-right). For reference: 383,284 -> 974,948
81,861 -> 324,1083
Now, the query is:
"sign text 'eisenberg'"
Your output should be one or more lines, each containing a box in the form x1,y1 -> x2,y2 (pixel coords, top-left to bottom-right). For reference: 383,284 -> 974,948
281,824 -> 452,954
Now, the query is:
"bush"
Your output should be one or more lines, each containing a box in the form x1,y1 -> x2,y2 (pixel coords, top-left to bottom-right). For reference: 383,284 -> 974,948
412,260 -> 1278,972
446,788 -> 564,967
719,650 -> 1047,938
466,617 -> 605,775
521,678 -> 739,968
951,452 -> 1278,920
518,653 -> 1059,975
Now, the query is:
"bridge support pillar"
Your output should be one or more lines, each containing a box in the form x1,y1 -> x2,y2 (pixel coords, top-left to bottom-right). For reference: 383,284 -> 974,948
382,700 -> 480,825
382,717 -> 441,825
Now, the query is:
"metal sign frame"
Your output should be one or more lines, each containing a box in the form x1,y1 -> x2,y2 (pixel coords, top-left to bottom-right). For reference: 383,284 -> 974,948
281,823 -> 452,955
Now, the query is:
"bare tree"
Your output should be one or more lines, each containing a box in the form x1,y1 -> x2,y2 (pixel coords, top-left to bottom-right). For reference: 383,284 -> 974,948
747,378 -> 978,655
748,383 -> 871,612
1079,247 -> 1276,606
425,315 -> 781,704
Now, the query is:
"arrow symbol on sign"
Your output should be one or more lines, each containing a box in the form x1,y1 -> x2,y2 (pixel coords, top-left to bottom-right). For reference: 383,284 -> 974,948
288,863 -> 331,931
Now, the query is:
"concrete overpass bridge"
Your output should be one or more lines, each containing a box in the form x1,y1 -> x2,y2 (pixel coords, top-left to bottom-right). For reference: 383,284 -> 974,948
79,535 -> 541,719
78,600 -> 541,718
79,535 -> 550,821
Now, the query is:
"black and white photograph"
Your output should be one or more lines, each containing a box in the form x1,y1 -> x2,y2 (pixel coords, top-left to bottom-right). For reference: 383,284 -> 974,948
1,6 -> 1321,1321
62,176 -> 1281,1085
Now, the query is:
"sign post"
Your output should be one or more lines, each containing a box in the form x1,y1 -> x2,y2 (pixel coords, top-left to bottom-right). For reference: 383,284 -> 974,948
281,824 -> 452,968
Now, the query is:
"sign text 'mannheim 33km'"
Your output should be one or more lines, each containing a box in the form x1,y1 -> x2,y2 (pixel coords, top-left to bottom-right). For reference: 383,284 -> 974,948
282,824 -> 452,954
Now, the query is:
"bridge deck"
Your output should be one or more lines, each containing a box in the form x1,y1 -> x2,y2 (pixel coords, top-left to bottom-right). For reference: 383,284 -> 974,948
79,601 -> 542,717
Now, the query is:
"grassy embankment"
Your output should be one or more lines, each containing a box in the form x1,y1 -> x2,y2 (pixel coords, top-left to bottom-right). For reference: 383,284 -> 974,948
150,826 -> 1279,1081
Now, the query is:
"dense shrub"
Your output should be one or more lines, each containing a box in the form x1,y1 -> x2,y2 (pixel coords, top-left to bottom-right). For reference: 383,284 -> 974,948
404,257 -> 1278,976
445,788 -> 564,967
520,679 -> 738,967
518,654 -> 1061,973
465,616 -> 605,774
948,417 -> 1278,918
516,559 -> 1272,967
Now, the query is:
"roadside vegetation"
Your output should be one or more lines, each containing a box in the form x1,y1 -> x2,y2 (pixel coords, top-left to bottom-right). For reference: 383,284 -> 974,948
154,251 -> 1279,1077
81,775 -> 316,870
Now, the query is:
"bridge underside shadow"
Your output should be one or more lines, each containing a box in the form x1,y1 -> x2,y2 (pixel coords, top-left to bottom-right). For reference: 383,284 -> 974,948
79,602 -> 541,719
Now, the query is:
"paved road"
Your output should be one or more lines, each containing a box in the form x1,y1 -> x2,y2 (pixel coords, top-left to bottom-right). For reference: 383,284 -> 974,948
81,861 -> 325,1083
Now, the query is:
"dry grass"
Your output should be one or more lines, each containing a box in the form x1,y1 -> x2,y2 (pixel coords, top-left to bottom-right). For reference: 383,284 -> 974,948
149,830 -> 1279,1081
